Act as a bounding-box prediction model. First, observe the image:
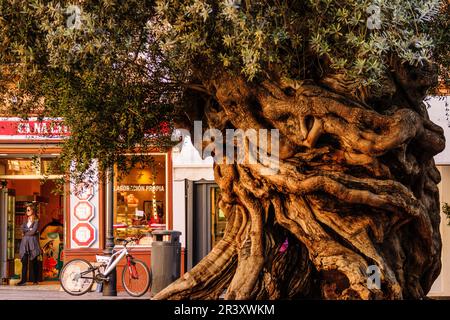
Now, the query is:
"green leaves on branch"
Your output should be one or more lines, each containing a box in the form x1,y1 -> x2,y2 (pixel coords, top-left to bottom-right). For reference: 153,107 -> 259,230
154,0 -> 448,90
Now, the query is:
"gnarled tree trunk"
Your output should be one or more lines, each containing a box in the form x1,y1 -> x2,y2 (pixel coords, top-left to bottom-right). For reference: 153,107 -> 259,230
154,61 -> 445,300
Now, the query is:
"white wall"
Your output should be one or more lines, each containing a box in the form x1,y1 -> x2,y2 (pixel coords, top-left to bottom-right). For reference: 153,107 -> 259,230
69,161 -> 100,249
172,180 -> 186,247
427,96 -> 450,165
427,96 -> 450,296
428,165 -> 450,297
69,181 -> 100,249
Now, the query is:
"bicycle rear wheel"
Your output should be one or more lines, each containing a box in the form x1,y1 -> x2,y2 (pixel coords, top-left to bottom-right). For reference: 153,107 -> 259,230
122,259 -> 151,297
60,259 -> 95,296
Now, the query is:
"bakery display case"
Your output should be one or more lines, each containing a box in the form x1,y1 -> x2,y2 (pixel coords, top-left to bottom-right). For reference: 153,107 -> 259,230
114,192 -> 153,243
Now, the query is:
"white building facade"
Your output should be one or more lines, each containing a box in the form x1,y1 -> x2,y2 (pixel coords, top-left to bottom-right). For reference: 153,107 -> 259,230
428,95 -> 450,297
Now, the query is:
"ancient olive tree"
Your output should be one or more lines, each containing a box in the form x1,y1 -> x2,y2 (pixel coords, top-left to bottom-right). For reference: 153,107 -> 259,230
1,0 -> 449,299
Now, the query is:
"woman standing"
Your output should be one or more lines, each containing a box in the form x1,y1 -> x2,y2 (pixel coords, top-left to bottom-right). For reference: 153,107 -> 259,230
16,205 -> 41,286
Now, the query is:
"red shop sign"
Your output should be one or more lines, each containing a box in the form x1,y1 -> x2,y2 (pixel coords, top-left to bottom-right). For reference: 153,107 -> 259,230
0,117 -> 170,140
0,117 -> 70,140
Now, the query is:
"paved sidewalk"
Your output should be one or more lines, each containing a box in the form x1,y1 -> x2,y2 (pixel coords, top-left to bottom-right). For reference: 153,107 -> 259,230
0,284 -> 151,300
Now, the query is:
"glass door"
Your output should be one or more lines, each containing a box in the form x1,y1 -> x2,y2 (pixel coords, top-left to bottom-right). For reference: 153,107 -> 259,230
0,188 -> 6,281
6,189 -> 15,264
0,188 -> 15,281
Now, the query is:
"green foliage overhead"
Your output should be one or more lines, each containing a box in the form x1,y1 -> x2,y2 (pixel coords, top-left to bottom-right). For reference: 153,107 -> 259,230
154,0 -> 449,89
0,0 -> 175,180
0,0 -> 448,179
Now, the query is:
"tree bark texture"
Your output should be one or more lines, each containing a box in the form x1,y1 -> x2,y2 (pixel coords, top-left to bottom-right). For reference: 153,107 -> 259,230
155,61 -> 445,300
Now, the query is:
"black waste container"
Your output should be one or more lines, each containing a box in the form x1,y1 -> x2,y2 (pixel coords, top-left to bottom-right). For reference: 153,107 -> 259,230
151,230 -> 181,296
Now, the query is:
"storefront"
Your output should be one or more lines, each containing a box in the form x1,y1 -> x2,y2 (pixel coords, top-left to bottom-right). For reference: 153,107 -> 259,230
108,152 -> 179,291
113,154 -> 169,242
65,150 -> 179,292
0,117 -> 67,284
0,117 -> 182,292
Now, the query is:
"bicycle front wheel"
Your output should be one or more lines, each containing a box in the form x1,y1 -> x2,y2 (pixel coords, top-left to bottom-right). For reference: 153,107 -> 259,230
122,259 -> 151,297
60,259 -> 95,296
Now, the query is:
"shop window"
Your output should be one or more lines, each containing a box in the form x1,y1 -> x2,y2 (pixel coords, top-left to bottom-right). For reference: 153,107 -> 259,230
0,157 -> 62,176
0,159 -> 40,175
41,158 -> 64,175
113,154 -> 167,245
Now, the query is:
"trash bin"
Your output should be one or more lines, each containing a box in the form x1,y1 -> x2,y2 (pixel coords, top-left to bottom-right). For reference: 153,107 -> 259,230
151,230 -> 181,296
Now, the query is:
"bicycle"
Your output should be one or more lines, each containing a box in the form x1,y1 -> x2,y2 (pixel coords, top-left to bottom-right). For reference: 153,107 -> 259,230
59,237 -> 151,297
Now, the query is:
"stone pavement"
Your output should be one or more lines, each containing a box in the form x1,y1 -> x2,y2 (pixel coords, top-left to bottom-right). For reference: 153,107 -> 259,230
0,283 -> 151,300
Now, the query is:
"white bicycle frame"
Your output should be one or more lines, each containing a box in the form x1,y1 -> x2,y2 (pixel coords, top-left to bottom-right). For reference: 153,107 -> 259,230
96,245 -> 130,277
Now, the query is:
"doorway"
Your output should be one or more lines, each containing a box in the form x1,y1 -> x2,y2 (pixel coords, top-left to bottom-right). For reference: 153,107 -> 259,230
186,180 -> 225,271
0,157 -> 65,285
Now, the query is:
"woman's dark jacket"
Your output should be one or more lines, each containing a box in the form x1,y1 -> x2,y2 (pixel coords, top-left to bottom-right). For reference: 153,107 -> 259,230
19,220 -> 41,260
